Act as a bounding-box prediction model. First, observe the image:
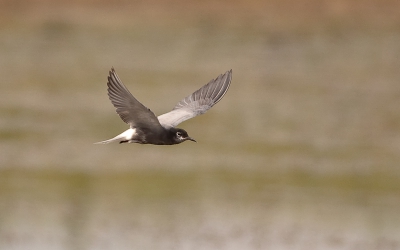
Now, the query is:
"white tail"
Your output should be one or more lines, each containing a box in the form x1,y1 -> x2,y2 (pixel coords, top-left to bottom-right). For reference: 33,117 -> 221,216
94,128 -> 136,144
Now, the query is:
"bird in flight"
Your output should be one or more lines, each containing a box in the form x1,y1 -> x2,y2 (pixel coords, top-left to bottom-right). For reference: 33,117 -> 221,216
95,68 -> 232,145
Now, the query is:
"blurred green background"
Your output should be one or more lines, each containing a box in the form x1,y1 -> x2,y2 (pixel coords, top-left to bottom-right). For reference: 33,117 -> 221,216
1,0 -> 400,249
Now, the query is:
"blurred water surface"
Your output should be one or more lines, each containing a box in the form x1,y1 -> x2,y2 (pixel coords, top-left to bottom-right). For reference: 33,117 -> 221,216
1,170 -> 399,249
1,1 -> 400,249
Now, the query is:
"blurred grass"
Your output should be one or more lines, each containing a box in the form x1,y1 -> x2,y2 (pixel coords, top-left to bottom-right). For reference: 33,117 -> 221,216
2,168 -> 400,195
1,14 -> 400,173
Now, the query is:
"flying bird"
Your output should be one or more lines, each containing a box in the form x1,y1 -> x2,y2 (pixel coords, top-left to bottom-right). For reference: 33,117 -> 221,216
95,68 -> 232,145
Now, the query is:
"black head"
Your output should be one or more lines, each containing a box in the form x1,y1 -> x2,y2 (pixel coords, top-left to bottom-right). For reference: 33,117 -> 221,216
171,128 -> 196,144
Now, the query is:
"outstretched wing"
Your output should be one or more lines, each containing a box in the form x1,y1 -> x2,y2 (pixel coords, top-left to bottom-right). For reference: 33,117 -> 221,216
158,70 -> 232,128
107,68 -> 164,131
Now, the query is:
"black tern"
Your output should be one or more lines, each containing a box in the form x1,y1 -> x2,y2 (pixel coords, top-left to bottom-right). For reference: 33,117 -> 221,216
95,68 -> 232,145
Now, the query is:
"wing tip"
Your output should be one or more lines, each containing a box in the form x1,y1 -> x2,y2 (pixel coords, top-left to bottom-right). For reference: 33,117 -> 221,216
225,69 -> 233,79
109,67 -> 116,77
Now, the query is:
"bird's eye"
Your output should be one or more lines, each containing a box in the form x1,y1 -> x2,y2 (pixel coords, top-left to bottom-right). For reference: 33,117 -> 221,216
176,131 -> 182,137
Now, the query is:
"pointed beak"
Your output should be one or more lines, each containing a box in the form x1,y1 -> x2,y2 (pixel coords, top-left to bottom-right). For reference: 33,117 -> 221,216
187,137 -> 197,143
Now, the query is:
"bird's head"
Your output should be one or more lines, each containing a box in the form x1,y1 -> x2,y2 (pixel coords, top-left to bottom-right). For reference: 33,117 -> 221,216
171,128 -> 196,144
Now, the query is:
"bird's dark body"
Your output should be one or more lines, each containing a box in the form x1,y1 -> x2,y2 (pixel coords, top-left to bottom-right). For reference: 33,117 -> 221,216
119,127 -> 188,145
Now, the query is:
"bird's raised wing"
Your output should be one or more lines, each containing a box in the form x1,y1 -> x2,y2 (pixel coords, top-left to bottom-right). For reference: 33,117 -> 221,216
158,70 -> 232,128
107,68 -> 164,131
